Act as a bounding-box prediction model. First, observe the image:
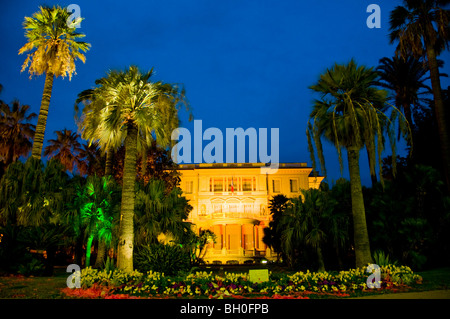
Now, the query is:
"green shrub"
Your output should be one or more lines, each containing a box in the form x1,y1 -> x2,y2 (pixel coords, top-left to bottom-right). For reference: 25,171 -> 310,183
373,250 -> 398,266
134,244 -> 191,276
18,258 -> 45,276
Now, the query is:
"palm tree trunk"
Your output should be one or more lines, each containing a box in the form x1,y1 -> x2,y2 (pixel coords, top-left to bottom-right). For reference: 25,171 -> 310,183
31,71 -> 54,159
105,148 -> 113,176
94,239 -> 106,268
117,124 -> 138,271
425,44 -> 450,194
366,147 -> 377,187
347,147 -> 372,268
85,234 -> 95,267
316,245 -> 325,272
403,102 -> 415,155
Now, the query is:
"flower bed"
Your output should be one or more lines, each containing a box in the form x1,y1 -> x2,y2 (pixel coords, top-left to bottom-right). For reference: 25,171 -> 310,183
61,264 -> 422,299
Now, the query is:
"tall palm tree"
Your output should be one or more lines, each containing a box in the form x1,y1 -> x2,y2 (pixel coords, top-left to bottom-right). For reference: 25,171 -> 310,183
307,60 -> 410,268
389,0 -> 450,193
19,5 -> 90,159
0,99 -> 36,166
44,129 -> 84,173
77,66 -> 189,271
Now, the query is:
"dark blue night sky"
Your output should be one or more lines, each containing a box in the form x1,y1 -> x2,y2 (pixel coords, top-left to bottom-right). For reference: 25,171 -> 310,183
1,0 -> 449,186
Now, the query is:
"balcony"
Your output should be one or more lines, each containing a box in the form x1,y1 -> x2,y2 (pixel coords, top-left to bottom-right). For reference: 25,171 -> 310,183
196,211 -> 268,221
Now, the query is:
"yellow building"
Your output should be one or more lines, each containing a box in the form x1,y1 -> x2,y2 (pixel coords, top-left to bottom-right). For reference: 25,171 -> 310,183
178,162 -> 324,264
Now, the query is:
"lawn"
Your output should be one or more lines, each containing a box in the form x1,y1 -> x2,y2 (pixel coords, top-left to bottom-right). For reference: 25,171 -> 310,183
0,265 -> 448,299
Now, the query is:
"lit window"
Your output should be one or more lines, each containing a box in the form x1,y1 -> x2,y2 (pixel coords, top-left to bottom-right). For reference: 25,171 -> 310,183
185,181 -> 193,194
213,204 -> 222,214
244,204 -> 252,214
229,204 -> 238,213
211,178 -> 223,192
290,179 -> 298,193
272,180 -> 281,193
214,179 -> 223,192
242,177 -> 252,192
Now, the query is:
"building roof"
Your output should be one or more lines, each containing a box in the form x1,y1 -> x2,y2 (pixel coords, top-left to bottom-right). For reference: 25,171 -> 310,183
177,162 -> 310,170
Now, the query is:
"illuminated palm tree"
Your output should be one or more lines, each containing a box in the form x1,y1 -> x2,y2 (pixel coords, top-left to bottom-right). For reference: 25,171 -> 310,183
77,66 -> 189,271
0,99 -> 36,167
44,129 -> 84,173
79,175 -> 120,267
307,60 -> 410,268
389,0 -> 450,192
19,5 -> 90,159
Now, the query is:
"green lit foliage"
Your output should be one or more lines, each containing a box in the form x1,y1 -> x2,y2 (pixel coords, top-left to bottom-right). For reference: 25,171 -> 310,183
78,175 -> 121,267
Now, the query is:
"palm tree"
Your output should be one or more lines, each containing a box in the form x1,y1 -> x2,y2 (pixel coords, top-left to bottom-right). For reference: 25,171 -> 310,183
134,179 -> 192,246
307,60 -> 410,268
19,5 -> 90,159
76,66 -> 189,271
0,157 -> 69,227
263,194 -> 289,261
389,0 -> 450,193
44,129 -> 84,173
79,175 -> 120,267
376,55 -> 433,132
280,190 -> 334,271
78,142 -> 106,177
0,99 -> 36,167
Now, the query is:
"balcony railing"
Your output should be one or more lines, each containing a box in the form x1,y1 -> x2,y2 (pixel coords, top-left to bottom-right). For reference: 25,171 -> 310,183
197,211 -> 268,220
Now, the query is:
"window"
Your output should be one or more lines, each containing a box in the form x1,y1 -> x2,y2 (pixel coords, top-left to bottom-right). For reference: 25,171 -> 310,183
290,179 -> 298,193
214,179 -> 223,192
228,177 -> 237,193
242,177 -> 252,192
272,179 -> 281,193
213,204 -> 222,214
244,204 -> 253,214
185,181 -> 193,194
229,204 -> 238,213
210,177 -> 223,192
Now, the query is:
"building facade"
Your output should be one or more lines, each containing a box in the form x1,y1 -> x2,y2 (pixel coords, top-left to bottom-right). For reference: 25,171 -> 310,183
177,163 -> 324,264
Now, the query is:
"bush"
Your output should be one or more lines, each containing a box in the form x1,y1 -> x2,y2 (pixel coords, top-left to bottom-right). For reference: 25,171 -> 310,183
373,250 -> 398,266
134,244 -> 191,275
18,258 -> 45,277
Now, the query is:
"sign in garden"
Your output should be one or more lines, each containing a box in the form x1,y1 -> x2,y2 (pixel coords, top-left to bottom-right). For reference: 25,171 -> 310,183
248,269 -> 269,283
